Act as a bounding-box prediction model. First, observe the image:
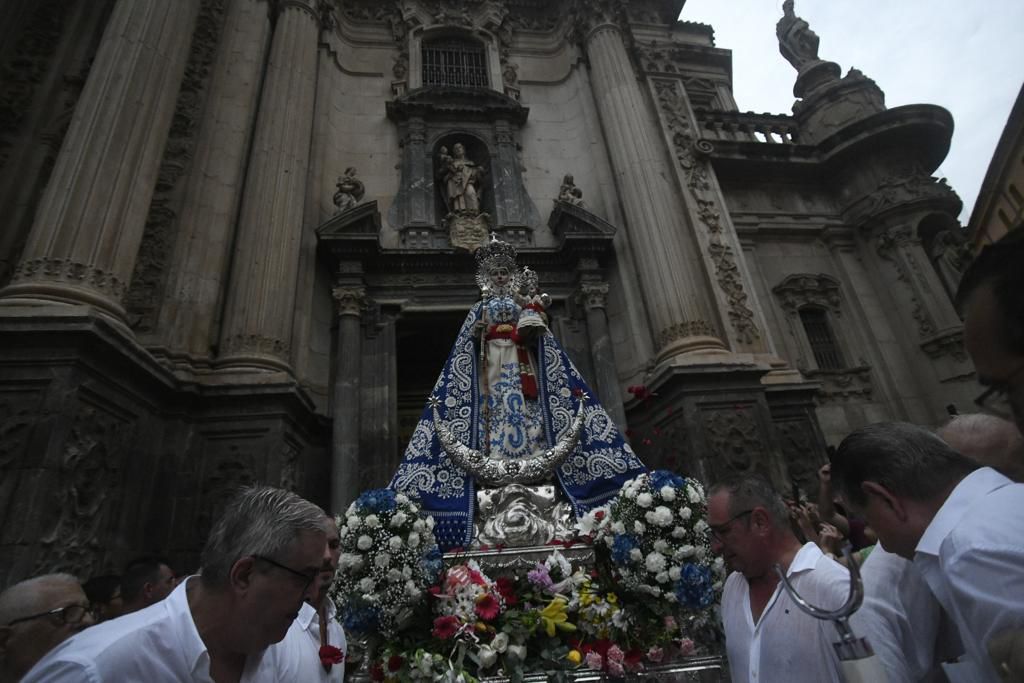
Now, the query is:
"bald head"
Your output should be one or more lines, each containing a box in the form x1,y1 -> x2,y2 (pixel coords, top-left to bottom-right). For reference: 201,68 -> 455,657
938,413 -> 1024,482
0,574 -> 81,626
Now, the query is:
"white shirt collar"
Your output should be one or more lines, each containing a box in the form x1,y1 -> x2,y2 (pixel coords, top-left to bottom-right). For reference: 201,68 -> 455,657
787,541 -> 824,576
915,467 -> 1013,557
296,597 -> 338,631
167,576 -> 210,674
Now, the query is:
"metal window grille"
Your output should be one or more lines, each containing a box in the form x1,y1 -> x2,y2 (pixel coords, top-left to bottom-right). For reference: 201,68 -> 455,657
799,308 -> 844,370
422,39 -> 489,88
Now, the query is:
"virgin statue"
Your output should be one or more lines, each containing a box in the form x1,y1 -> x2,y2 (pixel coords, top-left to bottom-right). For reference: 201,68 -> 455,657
390,236 -> 647,550
440,143 -> 482,214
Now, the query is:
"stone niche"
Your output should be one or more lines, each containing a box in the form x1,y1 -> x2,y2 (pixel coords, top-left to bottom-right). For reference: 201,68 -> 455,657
385,84 -> 540,249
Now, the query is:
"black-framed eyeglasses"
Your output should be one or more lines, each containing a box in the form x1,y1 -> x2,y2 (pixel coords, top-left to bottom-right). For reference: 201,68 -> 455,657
974,365 -> 1024,418
7,603 -> 94,627
709,509 -> 755,542
252,554 -> 318,593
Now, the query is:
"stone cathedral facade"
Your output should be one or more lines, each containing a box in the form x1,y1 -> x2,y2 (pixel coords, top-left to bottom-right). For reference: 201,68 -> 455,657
0,0 -> 975,583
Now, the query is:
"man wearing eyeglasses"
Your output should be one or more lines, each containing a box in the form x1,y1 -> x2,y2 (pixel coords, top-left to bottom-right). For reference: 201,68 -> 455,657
22,486 -> 330,682
708,474 -> 856,683
0,573 -> 95,682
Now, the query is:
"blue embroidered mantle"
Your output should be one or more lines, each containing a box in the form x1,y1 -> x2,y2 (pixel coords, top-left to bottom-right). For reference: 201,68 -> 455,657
389,299 -> 647,550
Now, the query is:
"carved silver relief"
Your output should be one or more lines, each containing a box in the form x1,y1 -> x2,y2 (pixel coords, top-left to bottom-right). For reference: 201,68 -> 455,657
474,484 -> 576,547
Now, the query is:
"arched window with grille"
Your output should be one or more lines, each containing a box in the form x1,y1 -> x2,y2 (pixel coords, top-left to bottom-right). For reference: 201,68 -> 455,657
421,36 -> 489,89
799,307 -> 844,370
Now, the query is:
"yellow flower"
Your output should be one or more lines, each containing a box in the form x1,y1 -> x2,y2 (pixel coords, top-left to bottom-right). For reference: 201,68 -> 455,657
539,596 -> 576,637
475,621 -> 489,633
606,593 -> 618,604
567,650 -> 583,665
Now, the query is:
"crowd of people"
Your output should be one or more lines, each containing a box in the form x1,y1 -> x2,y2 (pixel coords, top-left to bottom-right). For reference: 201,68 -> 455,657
0,233 -> 1021,681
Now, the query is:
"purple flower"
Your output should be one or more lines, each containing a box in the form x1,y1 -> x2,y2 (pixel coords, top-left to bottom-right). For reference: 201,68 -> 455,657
527,563 -> 554,591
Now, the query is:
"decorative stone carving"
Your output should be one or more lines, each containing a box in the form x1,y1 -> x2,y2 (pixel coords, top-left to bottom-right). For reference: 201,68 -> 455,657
920,330 -> 968,363
651,78 -> 760,345
577,282 -> 609,310
775,417 -> 822,493
875,226 -> 938,339
220,333 -> 291,358
279,442 -> 300,492
331,285 -> 367,318
805,367 -> 873,402
124,0 -> 228,331
475,484 -> 575,547
928,228 -> 970,299
557,174 -> 585,207
438,142 -> 491,251
0,396 -> 39,470
772,273 -> 843,314
333,167 -> 366,214
11,258 -> 126,300
701,406 -> 765,476
849,165 -> 961,223
196,448 -> 256,543
34,404 -> 133,578
657,320 -> 717,350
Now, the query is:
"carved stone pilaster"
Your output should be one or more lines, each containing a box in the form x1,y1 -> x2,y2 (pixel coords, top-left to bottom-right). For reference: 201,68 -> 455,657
874,225 -> 938,339
331,285 -> 367,318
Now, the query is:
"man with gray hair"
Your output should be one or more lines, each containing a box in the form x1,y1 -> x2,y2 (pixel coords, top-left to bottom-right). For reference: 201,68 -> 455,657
938,413 -> 1024,483
831,421 -> 1024,681
709,473 -> 853,683
0,573 -> 94,681
23,486 -> 329,682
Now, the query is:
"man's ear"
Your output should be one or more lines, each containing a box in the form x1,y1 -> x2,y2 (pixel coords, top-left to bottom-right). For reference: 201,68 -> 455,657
0,625 -> 11,655
229,556 -> 257,593
142,581 -> 155,601
860,481 -> 908,520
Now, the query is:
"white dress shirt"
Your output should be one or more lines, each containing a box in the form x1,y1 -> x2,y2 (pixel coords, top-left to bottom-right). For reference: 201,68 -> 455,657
22,577 -> 303,682
281,599 -> 347,682
721,542 -> 849,683
913,467 -> 1024,682
858,545 -> 958,682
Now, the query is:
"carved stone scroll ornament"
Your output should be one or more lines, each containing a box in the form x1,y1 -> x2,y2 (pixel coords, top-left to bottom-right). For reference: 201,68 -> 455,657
429,394 -> 586,486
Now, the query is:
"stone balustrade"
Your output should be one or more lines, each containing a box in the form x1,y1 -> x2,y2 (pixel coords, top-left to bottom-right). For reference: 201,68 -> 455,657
695,109 -> 800,145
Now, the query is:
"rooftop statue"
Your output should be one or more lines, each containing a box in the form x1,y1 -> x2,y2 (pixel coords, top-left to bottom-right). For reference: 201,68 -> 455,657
776,0 -> 821,71
389,236 -> 647,550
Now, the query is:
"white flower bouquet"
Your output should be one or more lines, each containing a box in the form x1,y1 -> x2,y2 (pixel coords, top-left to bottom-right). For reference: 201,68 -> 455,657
330,488 -> 444,638
580,470 -> 723,610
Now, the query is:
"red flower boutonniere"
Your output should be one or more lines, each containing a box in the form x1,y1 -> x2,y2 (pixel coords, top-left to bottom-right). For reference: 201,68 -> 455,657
319,644 -> 345,670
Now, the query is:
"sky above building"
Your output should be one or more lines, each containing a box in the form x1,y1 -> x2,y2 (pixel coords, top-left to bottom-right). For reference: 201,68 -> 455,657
680,0 -> 1024,222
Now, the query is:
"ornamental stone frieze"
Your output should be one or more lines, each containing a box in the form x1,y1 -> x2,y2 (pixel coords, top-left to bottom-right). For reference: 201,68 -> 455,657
920,329 -> 968,363
845,164 -> 962,226
577,282 -> 609,311
10,258 -> 126,302
804,367 -> 873,403
220,333 -> 292,359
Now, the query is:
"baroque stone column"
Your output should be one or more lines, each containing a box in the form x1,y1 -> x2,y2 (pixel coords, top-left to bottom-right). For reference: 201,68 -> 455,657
578,281 -> 627,429
331,284 -> 366,514
218,0 -> 320,370
0,0 -> 201,320
579,16 -> 724,363
157,0 -> 273,360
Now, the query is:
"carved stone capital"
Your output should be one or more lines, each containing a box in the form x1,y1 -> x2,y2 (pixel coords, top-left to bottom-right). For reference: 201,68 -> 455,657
332,285 -> 367,318
11,257 -> 126,301
577,282 -> 610,310
657,319 -> 718,350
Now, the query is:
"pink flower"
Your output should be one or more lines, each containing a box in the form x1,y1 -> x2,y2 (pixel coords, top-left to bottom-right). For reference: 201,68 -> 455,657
432,615 -> 461,639
663,615 -> 678,630
475,593 -> 501,621
584,651 -> 604,671
607,659 -> 625,677
677,637 -> 695,656
606,645 -> 625,663
647,646 -> 664,663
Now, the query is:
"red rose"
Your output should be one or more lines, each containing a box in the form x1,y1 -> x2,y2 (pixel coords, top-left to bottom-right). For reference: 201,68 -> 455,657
432,615 -> 461,639
474,593 -> 501,621
319,644 -> 345,666
387,655 -> 404,672
370,662 -> 384,681
624,648 -> 645,673
594,510 -> 605,521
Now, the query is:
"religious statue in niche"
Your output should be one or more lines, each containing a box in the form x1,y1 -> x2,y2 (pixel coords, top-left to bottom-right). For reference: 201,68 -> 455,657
389,236 -> 646,550
557,173 -> 585,208
438,142 -> 490,251
332,167 -> 365,214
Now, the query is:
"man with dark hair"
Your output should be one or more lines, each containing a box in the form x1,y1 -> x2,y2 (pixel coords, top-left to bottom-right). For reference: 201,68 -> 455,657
82,575 -> 123,623
23,486 -> 329,682
120,556 -> 176,615
957,229 -> 1024,433
831,421 -> 1024,681
708,474 -> 853,682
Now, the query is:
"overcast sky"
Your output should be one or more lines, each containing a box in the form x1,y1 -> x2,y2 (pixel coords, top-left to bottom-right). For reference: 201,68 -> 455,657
680,0 -> 1024,222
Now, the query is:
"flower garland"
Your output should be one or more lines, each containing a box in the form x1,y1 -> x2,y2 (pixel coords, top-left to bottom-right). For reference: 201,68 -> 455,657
330,488 -> 443,638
